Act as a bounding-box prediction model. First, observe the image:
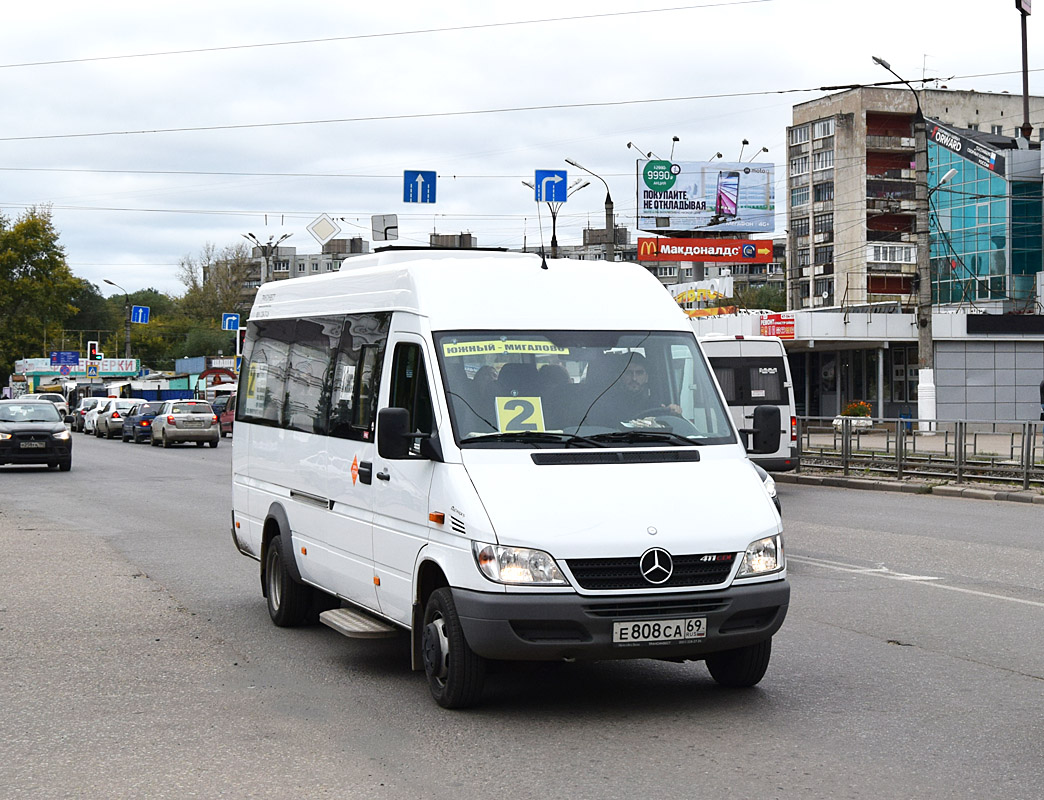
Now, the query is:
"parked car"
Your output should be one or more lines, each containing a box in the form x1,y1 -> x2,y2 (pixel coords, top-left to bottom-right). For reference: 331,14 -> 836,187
210,393 -> 232,419
219,392 -> 236,437
29,392 -> 70,417
0,398 -> 73,471
82,399 -> 109,435
150,400 -> 220,448
71,397 -> 102,432
95,398 -> 140,439
121,401 -> 162,443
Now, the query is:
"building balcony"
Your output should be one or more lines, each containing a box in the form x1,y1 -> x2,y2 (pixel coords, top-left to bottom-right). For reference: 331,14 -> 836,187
866,198 -> 916,213
866,135 -> 915,151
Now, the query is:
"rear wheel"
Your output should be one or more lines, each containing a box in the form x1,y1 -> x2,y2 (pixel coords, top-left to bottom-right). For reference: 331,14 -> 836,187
209,439 -> 219,448
705,638 -> 772,688
196,441 -> 205,447
105,423 -> 115,439
421,587 -> 486,709
162,430 -> 172,448
264,534 -> 311,627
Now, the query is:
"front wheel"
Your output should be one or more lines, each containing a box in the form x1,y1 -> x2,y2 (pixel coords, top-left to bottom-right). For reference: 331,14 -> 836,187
421,587 -> 486,709
264,534 -> 311,627
705,638 -> 772,688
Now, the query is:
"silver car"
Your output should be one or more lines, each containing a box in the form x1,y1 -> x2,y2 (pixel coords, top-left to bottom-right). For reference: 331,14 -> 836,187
95,399 -> 140,439
150,400 -> 220,448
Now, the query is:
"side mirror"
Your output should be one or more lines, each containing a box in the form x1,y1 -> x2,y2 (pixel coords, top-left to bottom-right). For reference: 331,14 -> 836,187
748,405 -> 782,454
377,408 -> 414,460
64,415 -> 74,425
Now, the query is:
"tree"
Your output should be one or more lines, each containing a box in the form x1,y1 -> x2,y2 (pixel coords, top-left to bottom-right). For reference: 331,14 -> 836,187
177,242 -> 253,320
0,207 -> 81,378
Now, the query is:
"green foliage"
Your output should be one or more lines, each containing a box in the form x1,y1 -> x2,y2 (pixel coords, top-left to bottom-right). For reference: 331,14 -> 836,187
0,207 -> 80,376
722,283 -> 786,312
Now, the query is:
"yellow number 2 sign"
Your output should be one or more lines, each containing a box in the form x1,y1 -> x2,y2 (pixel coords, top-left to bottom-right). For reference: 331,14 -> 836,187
495,396 -> 546,432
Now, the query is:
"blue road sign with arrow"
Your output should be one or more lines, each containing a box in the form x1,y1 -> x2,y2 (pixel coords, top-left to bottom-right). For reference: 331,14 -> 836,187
222,313 -> 241,331
131,305 -> 150,324
403,170 -> 437,203
534,170 -> 568,202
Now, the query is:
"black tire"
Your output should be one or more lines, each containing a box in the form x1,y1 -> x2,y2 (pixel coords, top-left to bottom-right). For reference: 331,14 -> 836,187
58,459 -> 71,472
209,439 -> 219,448
121,430 -> 130,442
421,587 -> 486,709
221,429 -> 228,438
150,433 -> 159,447
162,430 -> 172,448
105,423 -> 115,439
94,425 -> 103,438
264,534 -> 311,627
705,638 -> 772,688
196,441 -> 205,447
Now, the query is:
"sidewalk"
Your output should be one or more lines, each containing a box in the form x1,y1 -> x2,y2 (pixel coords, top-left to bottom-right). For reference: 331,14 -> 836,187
775,470 -> 1044,504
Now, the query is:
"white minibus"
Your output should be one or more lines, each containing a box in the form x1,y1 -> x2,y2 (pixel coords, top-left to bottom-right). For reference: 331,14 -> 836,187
698,334 -> 799,472
231,250 -> 788,708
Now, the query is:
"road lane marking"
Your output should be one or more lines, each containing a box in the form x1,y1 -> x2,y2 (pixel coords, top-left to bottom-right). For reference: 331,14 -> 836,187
789,554 -> 1044,609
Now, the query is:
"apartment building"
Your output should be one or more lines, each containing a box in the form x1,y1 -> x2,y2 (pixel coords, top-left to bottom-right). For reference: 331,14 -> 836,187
786,87 -> 1044,311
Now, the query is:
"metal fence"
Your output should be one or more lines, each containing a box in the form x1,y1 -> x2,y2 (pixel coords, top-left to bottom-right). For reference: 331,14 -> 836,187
797,416 -> 1044,489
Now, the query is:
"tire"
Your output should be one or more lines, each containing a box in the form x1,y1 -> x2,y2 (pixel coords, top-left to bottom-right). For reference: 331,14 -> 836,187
221,429 -> 227,438
196,441 -> 205,447
209,439 -> 219,448
162,430 -> 172,448
705,638 -> 772,688
58,459 -> 71,472
421,587 -> 486,709
94,425 -> 103,438
150,432 -> 159,447
121,430 -> 130,442
264,534 -> 311,627
105,423 -> 115,439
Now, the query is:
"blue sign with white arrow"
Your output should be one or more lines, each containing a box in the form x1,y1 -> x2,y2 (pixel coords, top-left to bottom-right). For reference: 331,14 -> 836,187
534,170 -> 568,202
131,305 -> 150,324
403,170 -> 437,203
222,313 -> 241,331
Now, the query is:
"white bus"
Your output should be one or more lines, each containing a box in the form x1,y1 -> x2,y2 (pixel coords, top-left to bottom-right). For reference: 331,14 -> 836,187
231,250 -> 788,708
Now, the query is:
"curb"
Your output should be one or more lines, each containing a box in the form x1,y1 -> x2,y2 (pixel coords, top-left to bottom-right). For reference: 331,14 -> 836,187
774,472 -> 1044,504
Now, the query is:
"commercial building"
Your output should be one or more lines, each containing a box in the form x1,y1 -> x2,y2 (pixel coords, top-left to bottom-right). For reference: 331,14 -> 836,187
786,87 -> 1044,311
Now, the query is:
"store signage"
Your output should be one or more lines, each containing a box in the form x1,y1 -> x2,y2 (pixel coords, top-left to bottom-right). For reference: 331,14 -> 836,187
925,118 -> 1006,175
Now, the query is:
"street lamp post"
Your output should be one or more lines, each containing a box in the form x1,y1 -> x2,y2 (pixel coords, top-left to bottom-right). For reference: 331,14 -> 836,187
103,279 -> 131,358
564,158 -> 615,263
242,232 -> 292,284
873,55 -> 935,430
521,178 -> 589,259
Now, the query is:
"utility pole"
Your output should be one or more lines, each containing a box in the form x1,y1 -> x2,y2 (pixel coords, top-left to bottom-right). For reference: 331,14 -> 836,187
243,232 -> 292,284
103,279 -> 132,358
1018,0 -> 1034,141
565,158 -> 615,263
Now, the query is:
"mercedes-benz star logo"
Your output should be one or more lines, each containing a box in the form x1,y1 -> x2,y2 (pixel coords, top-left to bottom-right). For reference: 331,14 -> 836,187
639,548 -> 674,585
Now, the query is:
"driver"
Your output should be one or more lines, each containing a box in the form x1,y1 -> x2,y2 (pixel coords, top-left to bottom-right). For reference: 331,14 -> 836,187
615,354 -> 682,421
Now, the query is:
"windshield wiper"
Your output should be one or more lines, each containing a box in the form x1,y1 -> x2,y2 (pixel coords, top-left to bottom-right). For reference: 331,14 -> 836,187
462,431 -> 606,447
588,430 -> 698,447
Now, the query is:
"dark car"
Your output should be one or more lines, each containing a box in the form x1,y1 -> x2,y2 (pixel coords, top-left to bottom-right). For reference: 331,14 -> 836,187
121,401 -> 163,443
0,398 -> 73,471
71,397 -> 102,432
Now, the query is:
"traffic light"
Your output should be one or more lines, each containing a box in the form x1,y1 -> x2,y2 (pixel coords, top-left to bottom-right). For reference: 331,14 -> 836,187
87,341 -> 99,360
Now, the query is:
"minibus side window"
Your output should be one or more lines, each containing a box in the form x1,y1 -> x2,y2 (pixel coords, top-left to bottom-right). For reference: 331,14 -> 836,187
285,316 -> 341,435
328,312 -> 390,441
239,318 -> 295,427
389,343 -> 434,451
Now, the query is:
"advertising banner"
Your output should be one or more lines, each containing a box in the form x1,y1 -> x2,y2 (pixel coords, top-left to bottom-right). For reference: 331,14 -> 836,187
760,313 -> 795,340
637,159 -> 775,234
925,118 -> 1006,175
637,237 -> 773,263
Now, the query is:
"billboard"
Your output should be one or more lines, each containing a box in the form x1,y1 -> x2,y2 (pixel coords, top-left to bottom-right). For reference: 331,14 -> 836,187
637,237 -> 773,263
637,159 -> 775,234
925,118 -> 1006,175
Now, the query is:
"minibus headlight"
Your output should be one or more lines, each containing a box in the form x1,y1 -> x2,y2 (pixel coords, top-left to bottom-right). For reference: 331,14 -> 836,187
473,543 -> 568,585
738,535 -> 784,577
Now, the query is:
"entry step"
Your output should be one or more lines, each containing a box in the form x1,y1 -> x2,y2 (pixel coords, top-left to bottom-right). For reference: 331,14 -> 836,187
320,607 -> 399,638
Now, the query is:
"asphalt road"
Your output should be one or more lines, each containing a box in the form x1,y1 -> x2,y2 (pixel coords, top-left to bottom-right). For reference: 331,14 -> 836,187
1,431 -> 1042,799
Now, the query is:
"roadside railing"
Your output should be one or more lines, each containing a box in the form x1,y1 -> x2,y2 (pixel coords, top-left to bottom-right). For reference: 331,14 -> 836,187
797,416 -> 1044,490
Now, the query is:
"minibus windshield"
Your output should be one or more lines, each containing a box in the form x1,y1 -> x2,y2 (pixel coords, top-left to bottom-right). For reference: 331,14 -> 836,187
434,330 -> 735,447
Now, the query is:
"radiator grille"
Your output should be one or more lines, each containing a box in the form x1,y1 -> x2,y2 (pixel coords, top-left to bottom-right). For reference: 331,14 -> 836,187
566,552 -> 735,590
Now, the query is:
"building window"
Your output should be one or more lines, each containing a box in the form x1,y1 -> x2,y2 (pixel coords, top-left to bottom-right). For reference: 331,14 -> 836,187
814,278 -> 833,298
791,186 -> 809,206
991,125 -> 1003,135
813,119 -> 835,138
814,245 -> 833,265
789,126 -> 810,145
812,150 -> 834,170
871,245 -> 914,263
967,123 -> 979,131
791,217 -> 809,236
814,213 -> 833,234
813,182 -> 834,202
797,247 -> 810,267
789,155 -> 809,175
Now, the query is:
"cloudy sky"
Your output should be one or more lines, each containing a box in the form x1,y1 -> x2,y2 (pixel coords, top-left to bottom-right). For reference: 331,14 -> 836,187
1,0 -> 1036,297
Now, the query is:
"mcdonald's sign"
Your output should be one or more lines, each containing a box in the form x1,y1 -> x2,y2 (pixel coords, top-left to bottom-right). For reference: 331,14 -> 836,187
637,237 -> 772,263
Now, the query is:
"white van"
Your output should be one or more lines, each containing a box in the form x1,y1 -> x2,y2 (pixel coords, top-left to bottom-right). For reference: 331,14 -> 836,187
231,250 -> 788,708
698,334 -> 798,472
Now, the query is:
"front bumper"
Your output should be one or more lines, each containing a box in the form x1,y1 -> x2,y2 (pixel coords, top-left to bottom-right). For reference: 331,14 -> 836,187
0,440 -> 72,465
452,579 -> 789,662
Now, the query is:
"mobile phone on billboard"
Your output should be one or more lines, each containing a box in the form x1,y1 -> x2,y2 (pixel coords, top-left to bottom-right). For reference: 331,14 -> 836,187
715,171 -> 740,218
